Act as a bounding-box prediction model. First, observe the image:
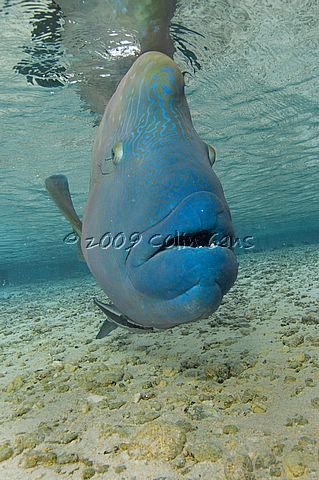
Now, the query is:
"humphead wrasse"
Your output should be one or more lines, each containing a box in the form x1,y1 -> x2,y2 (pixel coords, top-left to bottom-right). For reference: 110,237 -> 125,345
45,3 -> 238,336
46,51 -> 237,335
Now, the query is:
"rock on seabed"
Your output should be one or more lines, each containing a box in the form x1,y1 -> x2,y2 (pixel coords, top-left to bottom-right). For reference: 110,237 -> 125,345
127,422 -> 186,461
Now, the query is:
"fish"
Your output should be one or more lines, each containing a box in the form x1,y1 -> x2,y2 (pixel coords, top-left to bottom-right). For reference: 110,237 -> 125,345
45,1 -> 238,336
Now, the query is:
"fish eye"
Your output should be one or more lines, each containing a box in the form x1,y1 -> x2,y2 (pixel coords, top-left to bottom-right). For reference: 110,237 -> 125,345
112,142 -> 123,165
207,144 -> 216,166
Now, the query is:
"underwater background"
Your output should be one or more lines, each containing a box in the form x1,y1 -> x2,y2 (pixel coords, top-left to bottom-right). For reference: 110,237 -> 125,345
1,0 -> 318,285
0,1 -> 319,479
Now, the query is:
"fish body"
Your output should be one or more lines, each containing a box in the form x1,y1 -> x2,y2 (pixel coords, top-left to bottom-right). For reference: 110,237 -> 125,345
45,2 -> 237,333
81,51 -> 237,330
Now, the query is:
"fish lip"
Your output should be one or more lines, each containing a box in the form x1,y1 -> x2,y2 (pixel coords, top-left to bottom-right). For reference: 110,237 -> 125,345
126,191 -> 235,267
148,228 -> 233,259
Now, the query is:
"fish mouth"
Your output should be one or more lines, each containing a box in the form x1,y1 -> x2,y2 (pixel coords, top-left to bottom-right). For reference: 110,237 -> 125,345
128,190 -> 235,266
152,229 -> 231,255
126,191 -> 238,302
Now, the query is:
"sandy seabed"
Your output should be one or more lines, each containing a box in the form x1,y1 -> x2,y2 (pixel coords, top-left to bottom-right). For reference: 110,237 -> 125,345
0,245 -> 319,480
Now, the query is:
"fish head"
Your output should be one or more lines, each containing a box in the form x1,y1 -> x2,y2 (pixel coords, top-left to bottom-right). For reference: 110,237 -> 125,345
82,51 -> 238,330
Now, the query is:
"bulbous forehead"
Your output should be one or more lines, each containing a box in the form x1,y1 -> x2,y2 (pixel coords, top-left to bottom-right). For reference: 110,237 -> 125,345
117,51 -> 185,105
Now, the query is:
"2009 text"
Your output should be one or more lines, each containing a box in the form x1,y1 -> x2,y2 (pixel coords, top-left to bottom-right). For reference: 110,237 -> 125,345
64,231 -> 255,251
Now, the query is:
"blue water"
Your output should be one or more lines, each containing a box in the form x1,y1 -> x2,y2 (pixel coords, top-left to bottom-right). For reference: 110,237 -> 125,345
1,0 -> 318,285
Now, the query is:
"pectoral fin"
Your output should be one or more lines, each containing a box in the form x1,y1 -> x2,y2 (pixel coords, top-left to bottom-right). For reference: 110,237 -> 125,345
45,174 -> 82,237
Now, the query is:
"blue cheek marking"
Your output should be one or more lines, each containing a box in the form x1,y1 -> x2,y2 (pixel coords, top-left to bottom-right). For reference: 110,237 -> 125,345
160,67 -> 176,84
162,84 -> 173,95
